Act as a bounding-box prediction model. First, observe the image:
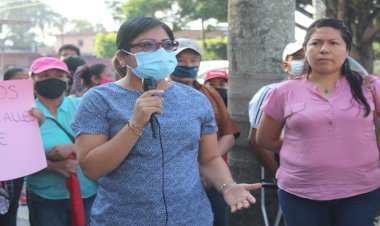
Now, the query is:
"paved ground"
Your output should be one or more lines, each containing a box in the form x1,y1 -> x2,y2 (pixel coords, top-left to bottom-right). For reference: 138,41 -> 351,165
14,205 -> 380,226
16,205 -> 30,226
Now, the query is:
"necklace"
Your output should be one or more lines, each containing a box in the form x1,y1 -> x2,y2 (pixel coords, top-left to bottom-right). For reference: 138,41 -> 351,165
323,88 -> 329,94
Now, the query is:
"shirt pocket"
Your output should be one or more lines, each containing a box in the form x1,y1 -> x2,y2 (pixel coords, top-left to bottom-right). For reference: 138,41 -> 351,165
284,103 -> 305,119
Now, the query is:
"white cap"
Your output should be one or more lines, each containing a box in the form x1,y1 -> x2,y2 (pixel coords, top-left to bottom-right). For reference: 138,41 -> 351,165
282,42 -> 303,61
175,38 -> 201,56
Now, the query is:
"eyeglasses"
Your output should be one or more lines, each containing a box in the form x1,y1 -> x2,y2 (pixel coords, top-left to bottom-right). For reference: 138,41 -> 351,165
130,40 -> 179,52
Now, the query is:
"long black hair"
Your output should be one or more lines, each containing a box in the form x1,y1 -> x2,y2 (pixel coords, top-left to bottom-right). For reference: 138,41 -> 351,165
303,18 -> 370,116
113,17 -> 175,77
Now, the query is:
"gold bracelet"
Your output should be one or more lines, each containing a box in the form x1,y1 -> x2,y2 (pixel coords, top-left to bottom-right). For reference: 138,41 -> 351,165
219,181 -> 236,194
127,121 -> 142,136
128,121 -> 143,131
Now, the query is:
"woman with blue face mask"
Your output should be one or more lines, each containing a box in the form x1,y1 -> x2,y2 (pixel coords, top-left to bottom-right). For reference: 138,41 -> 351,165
71,17 -> 261,226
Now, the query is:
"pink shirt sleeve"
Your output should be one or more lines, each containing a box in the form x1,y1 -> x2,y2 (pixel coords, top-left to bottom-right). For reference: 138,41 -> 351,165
371,75 -> 380,108
261,87 -> 286,124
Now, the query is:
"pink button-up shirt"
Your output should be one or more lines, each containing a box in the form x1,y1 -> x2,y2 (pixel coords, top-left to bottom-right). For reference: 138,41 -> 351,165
262,75 -> 380,200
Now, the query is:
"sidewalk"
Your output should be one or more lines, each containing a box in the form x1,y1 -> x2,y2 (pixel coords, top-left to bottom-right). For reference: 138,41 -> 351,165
16,205 -> 30,226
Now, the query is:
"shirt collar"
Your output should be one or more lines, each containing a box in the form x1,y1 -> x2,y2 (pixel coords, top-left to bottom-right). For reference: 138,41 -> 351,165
35,97 -> 69,118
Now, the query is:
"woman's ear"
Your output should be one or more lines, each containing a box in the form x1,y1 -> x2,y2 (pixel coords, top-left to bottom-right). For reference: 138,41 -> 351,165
91,75 -> 100,85
116,50 -> 127,67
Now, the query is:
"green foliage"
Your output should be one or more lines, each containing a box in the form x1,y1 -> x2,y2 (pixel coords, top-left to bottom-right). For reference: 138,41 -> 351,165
374,42 -> 380,74
113,0 -> 174,22
176,0 -> 228,22
94,32 -> 117,59
106,0 -> 227,28
202,37 -> 228,60
69,20 -> 95,33
375,42 -> 380,60
1,0 -> 66,49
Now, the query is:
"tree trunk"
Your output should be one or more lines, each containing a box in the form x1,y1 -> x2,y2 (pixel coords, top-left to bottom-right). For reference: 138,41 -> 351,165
228,0 -> 295,225
201,18 -> 207,51
337,0 -> 345,20
351,41 -> 374,74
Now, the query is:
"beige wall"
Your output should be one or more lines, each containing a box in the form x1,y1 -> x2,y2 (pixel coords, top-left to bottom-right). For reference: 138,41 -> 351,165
55,32 -> 102,56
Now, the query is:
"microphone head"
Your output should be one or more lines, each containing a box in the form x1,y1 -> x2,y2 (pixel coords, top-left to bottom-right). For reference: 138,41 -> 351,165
143,77 -> 157,91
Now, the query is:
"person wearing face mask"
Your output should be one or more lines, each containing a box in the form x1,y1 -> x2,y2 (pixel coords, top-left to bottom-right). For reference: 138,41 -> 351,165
169,38 -> 240,226
204,70 -> 229,106
69,63 -> 115,97
248,42 -> 305,179
26,57 -> 97,226
257,18 -> 380,226
70,17 -> 261,226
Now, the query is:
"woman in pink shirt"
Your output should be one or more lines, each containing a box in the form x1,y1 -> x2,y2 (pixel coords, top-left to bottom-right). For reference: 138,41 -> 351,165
257,18 -> 380,226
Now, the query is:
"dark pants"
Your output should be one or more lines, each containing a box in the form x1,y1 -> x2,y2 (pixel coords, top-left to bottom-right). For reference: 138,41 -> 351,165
278,188 -> 380,226
0,177 -> 24,226
27,190 -> 95,226
207,187 -> 229,226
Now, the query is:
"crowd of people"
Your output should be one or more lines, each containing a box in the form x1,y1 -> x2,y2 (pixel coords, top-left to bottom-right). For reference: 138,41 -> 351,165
1,16 -> 380,226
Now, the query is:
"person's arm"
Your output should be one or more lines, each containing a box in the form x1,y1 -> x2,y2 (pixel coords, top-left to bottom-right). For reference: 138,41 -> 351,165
75,127 -> 140,181
248,128 -> 278,177
201,85 -> 239,156
76,89 -> 164,181
47,158 -> 77,178
218,134 -> 235,156
198,134 -> 261,213
256,113 -> 284,153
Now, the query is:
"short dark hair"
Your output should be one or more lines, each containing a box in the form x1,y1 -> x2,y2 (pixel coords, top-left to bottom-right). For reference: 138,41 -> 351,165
113,17 -> 175,77
63,56 -> 86,74
58,44 -> 81,56
3,67 -> 28,80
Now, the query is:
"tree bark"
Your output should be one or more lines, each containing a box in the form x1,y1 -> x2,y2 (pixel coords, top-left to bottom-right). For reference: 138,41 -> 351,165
337,0 -> 345,20
228,0 -> 295,225
322,0 -> 379,73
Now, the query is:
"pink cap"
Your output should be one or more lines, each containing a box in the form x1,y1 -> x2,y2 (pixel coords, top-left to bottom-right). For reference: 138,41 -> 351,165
30,57 -> 70,74
204,70 -> 228,82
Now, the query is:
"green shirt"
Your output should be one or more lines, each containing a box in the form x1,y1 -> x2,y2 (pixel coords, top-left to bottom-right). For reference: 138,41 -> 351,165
26,97 -> 97,200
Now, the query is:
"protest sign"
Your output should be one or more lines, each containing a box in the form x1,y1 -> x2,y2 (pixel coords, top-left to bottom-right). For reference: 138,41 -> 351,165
0,79 -> 46,180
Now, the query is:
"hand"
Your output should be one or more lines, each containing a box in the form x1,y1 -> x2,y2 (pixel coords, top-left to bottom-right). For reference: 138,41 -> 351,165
222,183 -> 262,213
130,89 -> 164,128
47,144 -> 75,161
29,107 -> 45,126
48,158 -> 77,178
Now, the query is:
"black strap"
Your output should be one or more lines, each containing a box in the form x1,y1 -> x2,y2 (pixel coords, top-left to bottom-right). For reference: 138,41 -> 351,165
47,117 -> 75,143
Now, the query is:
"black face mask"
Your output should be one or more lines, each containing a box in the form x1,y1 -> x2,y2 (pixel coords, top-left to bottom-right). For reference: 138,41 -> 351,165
215,88 -> 228,106
35,78 -> 67,99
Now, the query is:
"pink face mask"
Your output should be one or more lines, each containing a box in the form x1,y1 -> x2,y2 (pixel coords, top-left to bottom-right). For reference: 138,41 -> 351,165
100,78 -> 114,85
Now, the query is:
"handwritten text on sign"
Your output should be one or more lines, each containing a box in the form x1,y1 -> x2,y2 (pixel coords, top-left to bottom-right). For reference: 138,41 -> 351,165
0,79 -> 47,180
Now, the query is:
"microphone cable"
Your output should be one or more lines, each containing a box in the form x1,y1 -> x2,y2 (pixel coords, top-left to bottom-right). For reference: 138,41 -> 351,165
156,119 -> 169,226
142,77 -> 168,224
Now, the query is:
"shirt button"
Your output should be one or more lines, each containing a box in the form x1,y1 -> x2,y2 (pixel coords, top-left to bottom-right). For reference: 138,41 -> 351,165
328,121 -> 333,125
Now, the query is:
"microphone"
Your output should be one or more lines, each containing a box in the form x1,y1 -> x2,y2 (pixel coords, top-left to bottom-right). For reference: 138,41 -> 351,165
143,77 -> 159,139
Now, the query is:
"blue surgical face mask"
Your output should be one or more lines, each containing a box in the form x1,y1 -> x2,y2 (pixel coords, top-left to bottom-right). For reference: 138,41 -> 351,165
124,48 -> 177,81
289,59 -> 305,78
172,66 -> 199,79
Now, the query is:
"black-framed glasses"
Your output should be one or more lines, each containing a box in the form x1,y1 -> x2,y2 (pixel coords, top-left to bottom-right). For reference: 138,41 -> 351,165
130,40 -> 179,52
